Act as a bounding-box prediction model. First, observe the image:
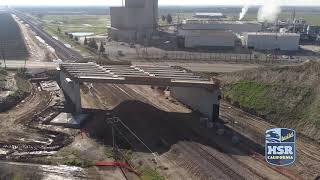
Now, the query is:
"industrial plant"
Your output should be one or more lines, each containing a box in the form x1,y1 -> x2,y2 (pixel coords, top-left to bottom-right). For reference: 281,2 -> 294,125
109,0 -> 158,41
107,0 -> 320,51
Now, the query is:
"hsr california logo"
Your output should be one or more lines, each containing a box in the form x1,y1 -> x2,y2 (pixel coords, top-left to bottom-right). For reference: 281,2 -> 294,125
265,128 -> 296,166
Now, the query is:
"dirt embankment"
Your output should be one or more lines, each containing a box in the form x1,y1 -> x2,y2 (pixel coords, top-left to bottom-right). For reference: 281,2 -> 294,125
0,13 -> 29,60
220,61 -> 320,142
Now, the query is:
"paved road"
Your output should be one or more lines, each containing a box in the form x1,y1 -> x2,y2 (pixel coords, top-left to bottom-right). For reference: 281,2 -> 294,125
1,60 -> 58,70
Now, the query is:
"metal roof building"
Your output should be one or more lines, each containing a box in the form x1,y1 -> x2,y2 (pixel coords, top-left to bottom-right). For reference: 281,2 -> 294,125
181,19 -> 262,34
193,13 -> 226,19
243,32 -> 300,51
182,30 -> 235,48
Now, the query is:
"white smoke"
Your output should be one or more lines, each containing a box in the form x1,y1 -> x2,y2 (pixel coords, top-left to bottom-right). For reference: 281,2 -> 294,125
258,1 -> 282,23
239,5 -> 249,21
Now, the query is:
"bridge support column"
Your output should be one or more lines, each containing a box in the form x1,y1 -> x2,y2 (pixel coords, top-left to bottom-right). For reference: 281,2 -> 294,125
60,71 -> 82,114
170,87 -> 221,121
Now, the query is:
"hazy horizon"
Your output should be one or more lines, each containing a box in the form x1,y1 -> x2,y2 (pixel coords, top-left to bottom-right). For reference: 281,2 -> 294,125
1,0 -> 320,7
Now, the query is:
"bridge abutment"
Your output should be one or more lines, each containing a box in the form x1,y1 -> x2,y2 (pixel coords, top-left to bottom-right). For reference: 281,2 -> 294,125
170,87 -> 221,121
60,71 -> 82,114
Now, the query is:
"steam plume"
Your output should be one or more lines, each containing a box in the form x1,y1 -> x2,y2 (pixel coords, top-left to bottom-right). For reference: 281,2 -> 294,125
239,5 -> 249,21
258,1 -> 282,23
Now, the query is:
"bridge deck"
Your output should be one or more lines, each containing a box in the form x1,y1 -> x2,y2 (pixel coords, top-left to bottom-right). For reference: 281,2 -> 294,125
59,63 -> 219,89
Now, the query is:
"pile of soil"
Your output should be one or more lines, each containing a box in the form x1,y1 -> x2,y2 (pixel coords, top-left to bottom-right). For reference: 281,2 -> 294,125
84,100 -> 198,154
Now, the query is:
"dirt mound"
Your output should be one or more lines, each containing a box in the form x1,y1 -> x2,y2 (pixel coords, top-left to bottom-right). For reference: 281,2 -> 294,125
84,100 -> 197,154
220,61 -> 320,141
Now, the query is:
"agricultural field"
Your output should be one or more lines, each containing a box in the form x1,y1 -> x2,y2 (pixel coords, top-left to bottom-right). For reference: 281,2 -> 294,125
41,15 -> 110,35
0,13 -> 28,60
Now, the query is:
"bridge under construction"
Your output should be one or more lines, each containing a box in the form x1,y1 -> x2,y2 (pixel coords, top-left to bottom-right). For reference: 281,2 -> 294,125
58,63 -> 221,121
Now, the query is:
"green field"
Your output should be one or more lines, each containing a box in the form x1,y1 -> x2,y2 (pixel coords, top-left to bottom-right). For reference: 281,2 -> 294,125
41,15 -> 110,35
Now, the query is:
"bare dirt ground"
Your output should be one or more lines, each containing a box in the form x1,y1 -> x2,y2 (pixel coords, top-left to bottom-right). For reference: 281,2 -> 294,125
0,82 -> 117,179
1,77 -> 318,179
81,83 -> 302,180
0,88 -> 51,145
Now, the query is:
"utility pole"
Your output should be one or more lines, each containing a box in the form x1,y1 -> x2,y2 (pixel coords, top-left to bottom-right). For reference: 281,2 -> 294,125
24,58 -> 27,71
0,47 -> 6,70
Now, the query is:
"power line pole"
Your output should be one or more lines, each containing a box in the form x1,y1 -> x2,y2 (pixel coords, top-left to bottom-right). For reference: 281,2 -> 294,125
0,47 -> 6,70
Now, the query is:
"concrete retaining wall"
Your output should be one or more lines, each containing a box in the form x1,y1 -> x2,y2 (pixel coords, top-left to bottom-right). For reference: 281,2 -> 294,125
170,87 -> 221,121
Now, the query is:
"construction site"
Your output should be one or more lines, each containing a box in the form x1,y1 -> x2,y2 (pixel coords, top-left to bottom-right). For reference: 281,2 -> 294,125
0,0 -> 320,179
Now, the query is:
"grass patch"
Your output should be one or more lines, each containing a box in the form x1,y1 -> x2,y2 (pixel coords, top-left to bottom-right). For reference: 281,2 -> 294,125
195,71 -> 221,79
223,81 -> 313,122
63,159 -> 94,168
42,25 -> 93,55
52,149 -> 95,168
138,166 -> 166,180
7,74 -> 31,101
41,15 -> 109,35
15,74 -> 31,93
0,68 -> 8,76
0,68 -> 8,82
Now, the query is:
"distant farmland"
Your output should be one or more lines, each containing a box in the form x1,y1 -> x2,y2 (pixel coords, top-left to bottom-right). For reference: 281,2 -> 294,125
0,13 -> 28,60
41,15 -> 109,35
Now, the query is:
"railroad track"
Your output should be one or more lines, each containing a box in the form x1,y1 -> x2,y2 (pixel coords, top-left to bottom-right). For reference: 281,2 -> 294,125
11,9 -> 83,62
221,103 -> 320,161
176,141 -> 245,180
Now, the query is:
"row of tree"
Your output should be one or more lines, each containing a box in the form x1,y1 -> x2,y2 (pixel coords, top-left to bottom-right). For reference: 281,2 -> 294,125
161,14 -> 173,24
84,37 -> 105,53
58,27 -> 105,53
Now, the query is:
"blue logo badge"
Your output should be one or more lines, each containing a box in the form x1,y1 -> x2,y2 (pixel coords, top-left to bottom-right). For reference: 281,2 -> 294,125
265,128 -> 296,166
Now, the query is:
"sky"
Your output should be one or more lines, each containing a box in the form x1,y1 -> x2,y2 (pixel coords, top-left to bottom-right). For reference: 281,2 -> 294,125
1,0 -> 320,6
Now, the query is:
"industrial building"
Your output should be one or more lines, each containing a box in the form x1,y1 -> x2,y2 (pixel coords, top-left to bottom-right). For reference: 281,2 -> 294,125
192,13 -> 226,19
243,32 -> 300,51
180,19 -> 262,34
109,0 -> 158,41
183,30 -> 235,48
